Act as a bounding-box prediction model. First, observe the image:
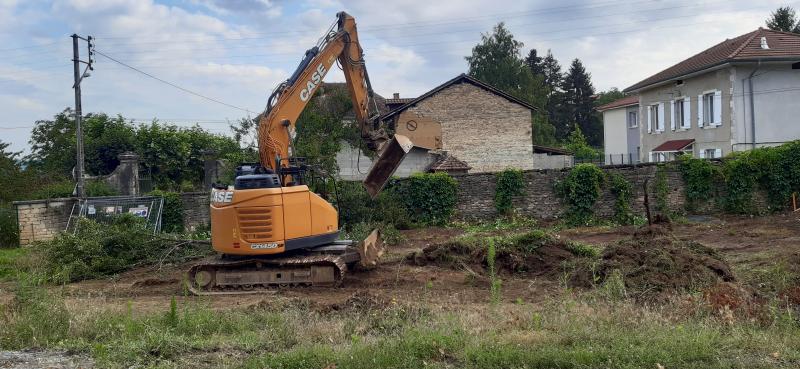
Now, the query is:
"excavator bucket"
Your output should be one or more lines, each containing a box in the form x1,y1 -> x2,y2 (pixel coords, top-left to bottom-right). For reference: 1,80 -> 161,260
363,134 -> 413,198
357,229 -> 384,268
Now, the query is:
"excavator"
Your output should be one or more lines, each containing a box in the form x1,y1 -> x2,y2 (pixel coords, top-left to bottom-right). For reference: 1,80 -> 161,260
187,12 -> 412,295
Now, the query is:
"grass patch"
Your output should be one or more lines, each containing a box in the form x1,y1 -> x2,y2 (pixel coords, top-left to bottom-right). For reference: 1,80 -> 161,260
2,288 -> 796,369
0,247 -> 27,281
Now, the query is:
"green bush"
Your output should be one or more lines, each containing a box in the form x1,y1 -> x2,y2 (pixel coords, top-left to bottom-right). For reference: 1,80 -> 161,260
0,206 -> 18,248
555,164 -> 605,225
653,164 -> 671,217
33,215 -> 209,282
494,169 -> 525,215
721,142 -> 800,213
678,155 -> 721,212
27,180 -> 119,199
608,173 -> 634,225
392,172 -> 459,226
149,190 -> 184,233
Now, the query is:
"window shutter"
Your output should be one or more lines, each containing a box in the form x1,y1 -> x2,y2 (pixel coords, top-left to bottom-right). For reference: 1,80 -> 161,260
714,148 -> 722,158
647,107 -> 652,133
713,90 -> 722,126
683,97 -> 690,128
670,100 -> 676,131
658,103 -> 665,131
697,94 -> 704,127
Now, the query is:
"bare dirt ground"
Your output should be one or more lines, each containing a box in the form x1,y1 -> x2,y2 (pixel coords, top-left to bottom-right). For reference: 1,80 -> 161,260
2,212 -> 799,316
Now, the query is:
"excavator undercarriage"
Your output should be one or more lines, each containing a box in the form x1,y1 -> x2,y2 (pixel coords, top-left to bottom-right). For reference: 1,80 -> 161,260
187,230 -> 384,295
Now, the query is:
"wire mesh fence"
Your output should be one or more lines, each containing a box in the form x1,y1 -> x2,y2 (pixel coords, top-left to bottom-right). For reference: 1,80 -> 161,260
66,196 -> 165,234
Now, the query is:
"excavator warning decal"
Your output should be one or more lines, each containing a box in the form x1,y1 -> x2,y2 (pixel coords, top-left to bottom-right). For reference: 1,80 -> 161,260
300,64 -> 327,102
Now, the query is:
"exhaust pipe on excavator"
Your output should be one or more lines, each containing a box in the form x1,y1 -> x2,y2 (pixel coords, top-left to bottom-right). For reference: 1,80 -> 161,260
362,134 -> 413,198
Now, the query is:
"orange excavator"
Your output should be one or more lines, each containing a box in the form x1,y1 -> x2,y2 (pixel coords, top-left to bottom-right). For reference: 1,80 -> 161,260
187,12 -> 411,295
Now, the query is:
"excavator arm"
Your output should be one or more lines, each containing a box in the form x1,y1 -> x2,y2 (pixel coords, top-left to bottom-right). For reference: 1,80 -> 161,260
257,11 -> 407,196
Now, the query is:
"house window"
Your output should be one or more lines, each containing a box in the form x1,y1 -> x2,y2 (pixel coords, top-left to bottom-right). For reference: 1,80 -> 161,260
702,93 -> 714,125
703,148 -> 722,159
674,99 -> 683,130
648,104 -> 663,133
628,111 -> 638,128
698,90 -> 721,127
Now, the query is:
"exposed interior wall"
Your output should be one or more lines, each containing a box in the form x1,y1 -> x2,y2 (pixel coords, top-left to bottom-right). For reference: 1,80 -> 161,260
394,111 -> 442,150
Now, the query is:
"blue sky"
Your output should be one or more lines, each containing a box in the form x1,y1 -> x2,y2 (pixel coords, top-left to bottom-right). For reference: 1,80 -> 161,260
0,0 -> 791,153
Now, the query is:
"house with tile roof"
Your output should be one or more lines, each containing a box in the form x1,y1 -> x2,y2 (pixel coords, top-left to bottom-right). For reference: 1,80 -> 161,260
624,28 -> 800,162
597,95 -> 640,165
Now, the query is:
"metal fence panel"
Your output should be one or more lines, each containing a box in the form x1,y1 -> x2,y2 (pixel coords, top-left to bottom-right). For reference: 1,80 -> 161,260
66,196 -> 164,234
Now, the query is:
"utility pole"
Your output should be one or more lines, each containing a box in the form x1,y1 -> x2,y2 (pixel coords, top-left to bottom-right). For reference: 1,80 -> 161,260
71,34 -> 93,198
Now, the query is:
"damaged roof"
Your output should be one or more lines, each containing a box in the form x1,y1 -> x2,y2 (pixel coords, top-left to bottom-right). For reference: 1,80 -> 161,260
625,28 -> 800,92
380,73 -> 538,121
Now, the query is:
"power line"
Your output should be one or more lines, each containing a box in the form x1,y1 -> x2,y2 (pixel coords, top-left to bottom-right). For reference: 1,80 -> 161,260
93,49 -> 256,115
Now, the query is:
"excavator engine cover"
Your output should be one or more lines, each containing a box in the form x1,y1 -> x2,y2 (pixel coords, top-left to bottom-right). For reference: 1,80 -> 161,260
363,134 -> 413,198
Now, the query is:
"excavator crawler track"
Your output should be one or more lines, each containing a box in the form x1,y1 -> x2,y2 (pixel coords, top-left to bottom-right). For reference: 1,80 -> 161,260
186,247 -> 359,296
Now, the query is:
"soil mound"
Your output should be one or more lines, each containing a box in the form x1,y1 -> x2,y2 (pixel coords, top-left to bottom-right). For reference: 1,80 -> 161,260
408,230 -> 595,277
576,226 -> 735,297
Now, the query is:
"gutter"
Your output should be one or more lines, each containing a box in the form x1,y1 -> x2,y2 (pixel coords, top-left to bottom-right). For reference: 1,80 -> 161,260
742,60 -> 761,149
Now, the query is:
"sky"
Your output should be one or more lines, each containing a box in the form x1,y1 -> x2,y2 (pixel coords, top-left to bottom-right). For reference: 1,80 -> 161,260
0,0 -> 793,153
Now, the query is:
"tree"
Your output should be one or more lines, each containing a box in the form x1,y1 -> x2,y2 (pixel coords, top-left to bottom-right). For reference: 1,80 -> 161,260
565,126 -> 600,161
83,114 -> 136,175
466,23 -> 547,107
0,141 -> 22,204
594,88 -> 626,107
466,23 -> 552,145
525,49 -> 544,77
766,6 -> 800,33
26,109 -> 77,176
560,59 -> 602,146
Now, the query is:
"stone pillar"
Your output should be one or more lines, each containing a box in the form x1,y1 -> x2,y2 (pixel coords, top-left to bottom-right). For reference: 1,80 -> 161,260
202,149 -> 219,190
112,152 -> 140,196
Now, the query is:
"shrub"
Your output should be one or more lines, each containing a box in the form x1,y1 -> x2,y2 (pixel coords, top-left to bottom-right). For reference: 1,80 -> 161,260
149,190 -> 184,233
33,215 -> 209,282
494,169 -> 525,215
27,180 -> 119,199
678,155 -> 721,212
653,164 -> 671,217
0,206 -> 18,248
393,172 -> 459,226
555,164 -> 605,225
608,173 -> 634,225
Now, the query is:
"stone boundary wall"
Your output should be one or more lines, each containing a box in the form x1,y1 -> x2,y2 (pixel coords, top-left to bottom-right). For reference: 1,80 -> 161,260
14,197 -> 77,245
452,163 -> 686,220
13,192 -> 212,245
181,192 -> 210,231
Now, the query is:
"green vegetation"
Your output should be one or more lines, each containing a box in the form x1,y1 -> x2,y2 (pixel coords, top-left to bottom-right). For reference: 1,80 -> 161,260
675,141 -> 800,214
608,173 -> 634,225
494,169 -> 525,215
31,216 -> 210,283
392,172 -> 459,226
0,284 -> 797,368
653,164 -> 671,217
678,155 -> 720,212
565,126 -> 602,162
149,190 -> 185,233
0,247 -> 27,280
556,163 -> 605,225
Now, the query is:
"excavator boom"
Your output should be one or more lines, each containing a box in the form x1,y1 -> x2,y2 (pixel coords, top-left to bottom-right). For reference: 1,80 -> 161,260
256,12 -> 408,194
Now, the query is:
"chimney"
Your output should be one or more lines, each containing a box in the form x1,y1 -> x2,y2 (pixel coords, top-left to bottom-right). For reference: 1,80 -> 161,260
760,37 -> 769,50
393,93 -> 400,99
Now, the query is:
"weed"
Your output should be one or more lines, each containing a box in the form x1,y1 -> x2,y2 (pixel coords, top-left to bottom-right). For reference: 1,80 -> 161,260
0,279 -> 70,349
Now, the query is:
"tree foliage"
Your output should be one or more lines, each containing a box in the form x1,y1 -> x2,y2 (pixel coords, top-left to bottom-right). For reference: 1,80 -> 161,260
559,59 -> 601,146
565,126 -> 601,161
766,6 -> 800,33
466,24 -> 551,146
